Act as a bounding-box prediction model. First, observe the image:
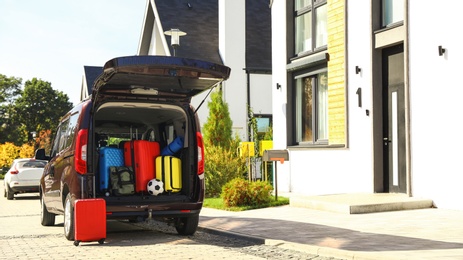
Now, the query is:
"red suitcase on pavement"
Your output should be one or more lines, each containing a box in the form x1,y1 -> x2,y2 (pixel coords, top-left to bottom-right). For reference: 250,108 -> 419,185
124,140 -> 160,193
74,198 -> 106,246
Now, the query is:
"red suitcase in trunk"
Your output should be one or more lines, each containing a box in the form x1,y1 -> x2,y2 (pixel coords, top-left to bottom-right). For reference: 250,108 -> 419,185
124,140 -> 160,193
73,198 -> 106,246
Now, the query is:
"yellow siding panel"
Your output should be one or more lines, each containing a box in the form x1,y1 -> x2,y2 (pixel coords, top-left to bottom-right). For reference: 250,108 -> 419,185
327,0 -> 346,145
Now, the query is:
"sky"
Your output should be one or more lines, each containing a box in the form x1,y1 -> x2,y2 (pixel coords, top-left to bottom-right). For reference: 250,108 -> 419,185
0,0 -> 147,105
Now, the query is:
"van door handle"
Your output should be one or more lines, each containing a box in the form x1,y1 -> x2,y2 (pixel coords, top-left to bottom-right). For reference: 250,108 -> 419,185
49,165 -> 55,177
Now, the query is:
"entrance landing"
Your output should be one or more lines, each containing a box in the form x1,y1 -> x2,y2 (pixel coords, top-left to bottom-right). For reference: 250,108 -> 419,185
288,193 -> 434,214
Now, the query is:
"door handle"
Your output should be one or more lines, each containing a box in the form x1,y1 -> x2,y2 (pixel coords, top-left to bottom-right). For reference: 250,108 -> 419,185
49,165 -> 55,177
383,137 -> 392,145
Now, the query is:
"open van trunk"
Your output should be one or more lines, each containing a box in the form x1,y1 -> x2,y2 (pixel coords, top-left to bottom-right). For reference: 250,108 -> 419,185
86,56 -> 230,222
91,100 -> 201,218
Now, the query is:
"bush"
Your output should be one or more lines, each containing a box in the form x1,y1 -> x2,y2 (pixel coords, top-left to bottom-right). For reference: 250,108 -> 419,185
0,142 -> 35,172
248,181 -> 273,206
204,143 -> 246,198
221,178 -> 250,207
221,178 -> 273,207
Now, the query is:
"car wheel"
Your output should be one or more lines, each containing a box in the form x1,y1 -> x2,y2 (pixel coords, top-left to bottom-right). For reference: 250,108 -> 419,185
64,193 -> 75,241
175,214 -> 199,236
40,195 -> 56,226
6,185 -> 14,200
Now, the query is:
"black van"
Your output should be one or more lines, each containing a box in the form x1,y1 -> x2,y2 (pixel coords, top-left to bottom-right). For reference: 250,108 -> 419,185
36,56 -> 231,240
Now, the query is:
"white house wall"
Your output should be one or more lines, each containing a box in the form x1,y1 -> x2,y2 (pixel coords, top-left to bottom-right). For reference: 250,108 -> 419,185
408,0 -> 463,210
271,0 -> 287,151
219,0 -> 248,140
272,0 -> 374,195
249,74 -> 272,115
271,0 -> 290,191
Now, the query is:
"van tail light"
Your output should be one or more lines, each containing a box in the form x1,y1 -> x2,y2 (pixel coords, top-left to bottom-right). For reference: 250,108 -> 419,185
196,132 -> 205,175
75,129 -> 88,175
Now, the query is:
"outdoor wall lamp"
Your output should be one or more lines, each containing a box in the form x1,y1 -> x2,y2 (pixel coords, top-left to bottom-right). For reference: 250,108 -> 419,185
355,66 -> 361,74
164,29 -> 187,56
276,83 -> 281,90
438,45 -> 446,56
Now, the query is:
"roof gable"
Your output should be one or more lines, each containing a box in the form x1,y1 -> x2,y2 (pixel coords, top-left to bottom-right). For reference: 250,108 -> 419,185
81,66 -> 103,100
151,0 -> 222,64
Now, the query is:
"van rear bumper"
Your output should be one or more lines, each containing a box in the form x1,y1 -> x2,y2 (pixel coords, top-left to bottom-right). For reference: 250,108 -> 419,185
106,209 -> 201,219
104,200 -> 203,219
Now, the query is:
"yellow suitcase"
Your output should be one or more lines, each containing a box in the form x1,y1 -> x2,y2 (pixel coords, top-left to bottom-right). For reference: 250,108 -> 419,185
155,156 -> 182,192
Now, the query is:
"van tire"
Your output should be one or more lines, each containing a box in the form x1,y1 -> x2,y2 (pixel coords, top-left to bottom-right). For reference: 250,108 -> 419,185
175,215 -> 199,236
64,193 -> 75,241
40,195 -> 56,226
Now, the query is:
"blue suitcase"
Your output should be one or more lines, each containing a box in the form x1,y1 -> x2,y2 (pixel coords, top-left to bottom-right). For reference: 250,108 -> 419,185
99,147 -> 124,192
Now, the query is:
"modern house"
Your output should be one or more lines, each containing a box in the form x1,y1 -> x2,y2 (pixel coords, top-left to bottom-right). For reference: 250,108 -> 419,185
136,0 -> 272,140
271,0 -> 463,211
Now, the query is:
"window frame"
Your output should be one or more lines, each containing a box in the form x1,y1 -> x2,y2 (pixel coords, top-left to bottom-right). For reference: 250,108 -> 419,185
381,0 -> 404,28
292,66 -> 328,146
294,0 -> 328,57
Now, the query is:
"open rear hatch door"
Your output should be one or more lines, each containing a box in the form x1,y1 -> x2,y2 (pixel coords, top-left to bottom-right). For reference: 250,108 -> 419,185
92,55 -> 231,104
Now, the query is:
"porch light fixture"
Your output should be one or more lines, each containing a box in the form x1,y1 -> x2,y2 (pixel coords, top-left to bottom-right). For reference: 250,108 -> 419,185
355,66 -> 361,74
164,29 -> 187,57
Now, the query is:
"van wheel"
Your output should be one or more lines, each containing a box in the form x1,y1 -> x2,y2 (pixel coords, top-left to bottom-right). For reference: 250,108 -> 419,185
175,215 -> 199,236
64,193 -> 75,241
6,185 -> 14,200
40,195 -> 56,226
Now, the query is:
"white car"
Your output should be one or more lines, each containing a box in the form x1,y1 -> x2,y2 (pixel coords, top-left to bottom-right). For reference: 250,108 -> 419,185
3,158 -> 48,200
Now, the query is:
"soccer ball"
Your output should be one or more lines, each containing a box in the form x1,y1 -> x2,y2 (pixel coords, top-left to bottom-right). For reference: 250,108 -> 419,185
147,179 -> 164,196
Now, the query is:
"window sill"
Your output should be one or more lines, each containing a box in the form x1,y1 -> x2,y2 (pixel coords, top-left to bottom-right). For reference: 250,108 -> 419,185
287,144 -> 346,149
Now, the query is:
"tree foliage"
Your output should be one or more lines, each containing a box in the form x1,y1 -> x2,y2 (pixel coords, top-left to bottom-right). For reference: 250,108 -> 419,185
0,142 -> 35,173
0,74 -> 22,104
14,78 -> 73,136
0,77 -> 73,145
202,87 -> 247,197
204,139 -> 246,197
202,88 -> 233,148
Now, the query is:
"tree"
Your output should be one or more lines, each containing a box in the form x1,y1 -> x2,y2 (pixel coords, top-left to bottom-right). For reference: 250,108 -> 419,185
202,87 -> 247,197
13,78 -> 73,144
202,87 -> 233,148
0,74 -> 23,144
0,74 -> 22,104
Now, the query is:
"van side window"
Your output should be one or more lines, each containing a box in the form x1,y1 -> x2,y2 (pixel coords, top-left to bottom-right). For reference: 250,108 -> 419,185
64,113 -> 79,149
58,119 -> 70,152
51,126 -> 62,157
51,117 -> 71,156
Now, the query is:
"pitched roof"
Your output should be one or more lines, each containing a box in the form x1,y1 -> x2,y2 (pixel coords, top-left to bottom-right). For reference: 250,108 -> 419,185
246,0 -> 272,71
82,66 -> 103,99
154,0 -> 221,64
154,0 -> 271,70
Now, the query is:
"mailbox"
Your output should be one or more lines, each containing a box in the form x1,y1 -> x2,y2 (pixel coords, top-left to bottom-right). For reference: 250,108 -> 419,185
239,142 -> 255,157
262,149 -> 289,201
259,140 -> 273,156
262,149 -> 289,163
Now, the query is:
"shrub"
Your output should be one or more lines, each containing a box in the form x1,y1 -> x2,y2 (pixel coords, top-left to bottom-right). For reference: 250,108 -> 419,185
221,178 -> 273,207
204,143 -> 246,198
0,142 -> 20,171
248,181 -> 273,206
221,178 -> 250,207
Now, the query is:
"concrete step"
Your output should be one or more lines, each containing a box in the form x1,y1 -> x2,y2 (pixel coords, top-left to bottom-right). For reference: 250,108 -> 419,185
288,193 -> 434,214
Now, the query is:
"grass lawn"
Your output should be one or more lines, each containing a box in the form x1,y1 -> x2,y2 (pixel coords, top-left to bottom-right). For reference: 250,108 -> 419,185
203,196 -> 289,211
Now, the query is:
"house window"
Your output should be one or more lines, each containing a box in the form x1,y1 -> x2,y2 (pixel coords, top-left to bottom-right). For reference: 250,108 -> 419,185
381,0 -> 404,27
295,0 -> 327,55
295,71 -> 328,144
